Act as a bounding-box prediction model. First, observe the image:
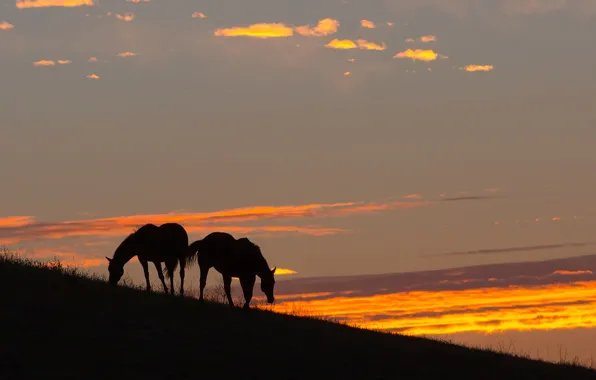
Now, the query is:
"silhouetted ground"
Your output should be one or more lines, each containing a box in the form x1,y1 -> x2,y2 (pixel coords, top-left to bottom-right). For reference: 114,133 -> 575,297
1,253 -> 595,380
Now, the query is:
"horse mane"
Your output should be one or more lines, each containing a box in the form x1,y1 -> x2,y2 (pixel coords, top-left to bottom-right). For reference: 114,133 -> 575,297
112,230 -> 138,264
237,237 -> 271,276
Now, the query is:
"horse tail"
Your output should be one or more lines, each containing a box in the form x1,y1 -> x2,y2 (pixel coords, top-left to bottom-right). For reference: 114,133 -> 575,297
184,239 -> 204,269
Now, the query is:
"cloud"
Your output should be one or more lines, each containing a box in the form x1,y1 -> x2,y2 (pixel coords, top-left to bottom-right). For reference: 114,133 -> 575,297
0,200 -> 429,244
115,13 -> 135,22
356,39 -> 386,51
553,269 -> 593,276
214,23 -> 294,38
258,254 -> 596,335
0,216 -> 35,228
431,242 -> 594,257
420,35 -> 437,43
274,268 -> 298,275
440,195 -> 499,202
117,52 -> 136,58
0,21 -> 14,31
324,39 -> 387,51
405,38 -> 415,43
126,0 -> 149,2
33,60 -> 56,67
463,64 -> 494,72
88,57 -> 98,62
86,73 -> 99,79
360,20 -> 376,29
325,39 -> 357,49
393,49 -> 441,62
192,12 -> 206,19
57,60 -> 71,65
16,0 -> 94,8
403,194 -> 422,200
344,71 -> 351,76
295,18 -> 339,37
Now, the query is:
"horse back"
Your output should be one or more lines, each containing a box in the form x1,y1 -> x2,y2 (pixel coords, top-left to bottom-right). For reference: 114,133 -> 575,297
200,233 -> 263,276
159,223 -> 189,250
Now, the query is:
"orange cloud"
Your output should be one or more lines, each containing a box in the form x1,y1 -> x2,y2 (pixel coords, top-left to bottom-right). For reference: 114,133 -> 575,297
324,39 -> 357,49
386,22 -> 394,26
295,18 -> 339,36
117,52 -> 136,57
356,39 -> 386,51
325,39 -> 386,51
360,19 -> 375,28
86,73 -> 99,79
344,71 -> 351,76
553,269 -> 593,276
33,60 -> 56,67
16,0 -> 93,8
393,49 -> 439,62
420,35 -> 437,42
88,57 -> 98,62
0,216 -> 35,228
403,194 -> 422,200
214,23 -> 294,38
115,13 -> 135,22
192,12 -> 206,19
0,21 -> 14,30
463,64 -> 494,72
0,200 -> 430,244
266,280 -> 596,335
57,60 -> 71,65
126,0 -> 149,2
273,268 -> 298,275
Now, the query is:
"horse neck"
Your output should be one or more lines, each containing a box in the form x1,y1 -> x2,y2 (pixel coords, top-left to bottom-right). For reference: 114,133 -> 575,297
255,255 -> 271,279
113,236 -> 138,266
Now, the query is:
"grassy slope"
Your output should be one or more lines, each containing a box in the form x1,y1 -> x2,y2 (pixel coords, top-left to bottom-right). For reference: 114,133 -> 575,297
1,256 -> 595,380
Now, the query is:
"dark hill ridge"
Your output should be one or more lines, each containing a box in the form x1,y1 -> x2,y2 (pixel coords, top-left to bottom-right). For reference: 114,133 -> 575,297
1,255 -> 595,380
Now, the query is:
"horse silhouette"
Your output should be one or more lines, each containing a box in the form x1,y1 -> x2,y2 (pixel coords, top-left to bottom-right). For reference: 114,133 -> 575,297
105,223 -> 190,296
188,232 -> 276,309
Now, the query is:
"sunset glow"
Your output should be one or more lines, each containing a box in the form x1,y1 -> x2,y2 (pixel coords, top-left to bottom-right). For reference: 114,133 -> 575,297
266,281 -> 596,335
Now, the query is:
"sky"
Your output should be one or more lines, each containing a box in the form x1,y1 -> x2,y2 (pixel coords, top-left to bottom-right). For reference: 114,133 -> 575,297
2,0 -> 596,365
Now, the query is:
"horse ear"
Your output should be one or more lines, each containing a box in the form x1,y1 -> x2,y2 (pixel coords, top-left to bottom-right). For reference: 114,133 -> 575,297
105,256 -> 112,262
271,267 -> 276,274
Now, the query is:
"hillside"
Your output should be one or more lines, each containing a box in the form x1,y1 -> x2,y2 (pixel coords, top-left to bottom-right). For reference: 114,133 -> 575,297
1,254 -> 595,380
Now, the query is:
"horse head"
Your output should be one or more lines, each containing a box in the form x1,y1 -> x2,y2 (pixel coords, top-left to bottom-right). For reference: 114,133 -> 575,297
105,256 -> 124,286
260,266 -> 276,303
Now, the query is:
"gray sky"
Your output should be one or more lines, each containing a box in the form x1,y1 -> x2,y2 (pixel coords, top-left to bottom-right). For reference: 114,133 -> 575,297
1,0 -> 596,365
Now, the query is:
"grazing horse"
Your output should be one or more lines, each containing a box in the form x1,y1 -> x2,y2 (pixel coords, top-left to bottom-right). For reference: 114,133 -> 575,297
105,223 -> 190,296
188,232 -> 277,309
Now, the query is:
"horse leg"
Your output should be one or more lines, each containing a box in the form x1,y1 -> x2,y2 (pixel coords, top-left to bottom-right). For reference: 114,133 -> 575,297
199,265 -> 209,303
166,260 -> 176,296
240,275 -> 256,310
179,259 -> 186,296
139,258 -> 151,292
153,262 -> 168,294
223,275 -> 234,307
